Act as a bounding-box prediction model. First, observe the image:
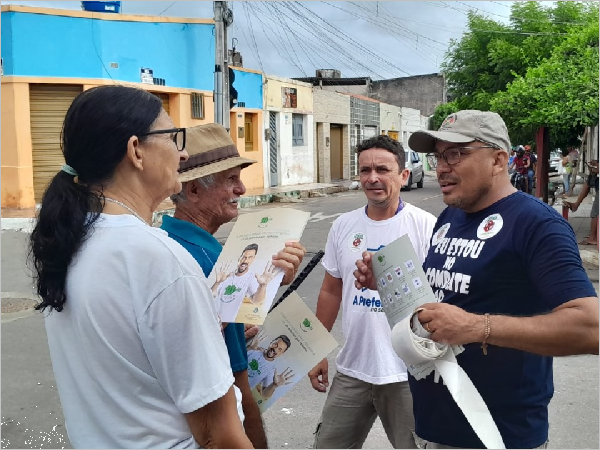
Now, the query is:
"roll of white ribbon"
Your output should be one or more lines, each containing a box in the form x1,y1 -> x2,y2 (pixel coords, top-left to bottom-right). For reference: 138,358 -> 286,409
391,311 -> 505,449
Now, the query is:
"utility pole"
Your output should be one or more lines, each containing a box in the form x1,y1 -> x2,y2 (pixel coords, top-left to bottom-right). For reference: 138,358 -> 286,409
214,1 -> 233,129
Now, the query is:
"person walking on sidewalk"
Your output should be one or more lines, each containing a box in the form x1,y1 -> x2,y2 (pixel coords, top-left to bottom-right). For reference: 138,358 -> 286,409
568,146 -> 580,196
560,148 -> 573,199
564,160 -> 599,246
309,135 -> 436,449
525,145 -> 537,194
29,86 -> 253,448
162,123 -> 306,448
355,110 -> 599,449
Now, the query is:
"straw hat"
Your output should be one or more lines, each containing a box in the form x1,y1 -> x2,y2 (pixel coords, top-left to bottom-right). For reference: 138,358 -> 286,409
178,123 -> 257,183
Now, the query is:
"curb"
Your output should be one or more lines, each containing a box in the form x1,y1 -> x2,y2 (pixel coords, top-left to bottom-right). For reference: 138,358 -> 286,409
1,218 -> 35,232
153,185 -> 349,227
580,249 -> 599,268
1,292 -> 41,323
1,307 -> 38,323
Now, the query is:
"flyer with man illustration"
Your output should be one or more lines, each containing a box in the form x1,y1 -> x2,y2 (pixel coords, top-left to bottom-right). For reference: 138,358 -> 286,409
207,208 -> 310,325
246,292 -> 338,413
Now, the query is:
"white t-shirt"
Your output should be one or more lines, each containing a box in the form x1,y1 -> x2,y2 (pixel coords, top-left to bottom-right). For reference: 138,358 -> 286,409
247,348 -> 277,390
322,204 -> 436,384
45,214 -> 241,449
217,270 -> 259,320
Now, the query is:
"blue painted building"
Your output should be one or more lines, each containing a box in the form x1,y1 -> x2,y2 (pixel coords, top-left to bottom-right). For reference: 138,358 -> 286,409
1,5 -> 265,208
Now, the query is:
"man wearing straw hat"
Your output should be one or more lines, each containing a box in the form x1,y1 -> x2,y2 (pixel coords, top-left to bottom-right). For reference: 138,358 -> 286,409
162,123 -> 306,448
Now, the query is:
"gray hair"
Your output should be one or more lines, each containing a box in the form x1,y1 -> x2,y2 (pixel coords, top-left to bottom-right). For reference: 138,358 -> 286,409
170,174 -> 217,204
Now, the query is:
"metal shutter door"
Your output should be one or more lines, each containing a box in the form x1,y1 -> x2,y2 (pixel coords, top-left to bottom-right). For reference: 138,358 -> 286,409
30,84 -> 83,202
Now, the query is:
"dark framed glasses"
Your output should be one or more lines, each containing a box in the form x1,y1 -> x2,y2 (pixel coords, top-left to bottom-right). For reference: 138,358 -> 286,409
140,127 -> 186,151
426,146 -> 498,166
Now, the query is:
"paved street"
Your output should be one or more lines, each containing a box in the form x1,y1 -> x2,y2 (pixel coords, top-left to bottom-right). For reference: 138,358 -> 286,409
2,180 -> 598,449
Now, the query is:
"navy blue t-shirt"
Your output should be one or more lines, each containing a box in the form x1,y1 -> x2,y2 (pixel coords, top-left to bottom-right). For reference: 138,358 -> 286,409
411,191 -> 597,448
161,215 -> 248,373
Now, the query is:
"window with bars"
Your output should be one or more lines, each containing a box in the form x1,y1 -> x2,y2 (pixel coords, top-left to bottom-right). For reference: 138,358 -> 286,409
191,92 -> 204,119
292,114 -> 304,146
282,87 -> 297,108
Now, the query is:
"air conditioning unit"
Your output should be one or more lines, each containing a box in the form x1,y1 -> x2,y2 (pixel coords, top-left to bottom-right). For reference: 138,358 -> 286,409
316,69 -> 341,79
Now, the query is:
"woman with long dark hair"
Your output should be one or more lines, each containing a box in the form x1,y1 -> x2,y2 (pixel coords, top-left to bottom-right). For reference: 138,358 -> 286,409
29,85 -> 252,449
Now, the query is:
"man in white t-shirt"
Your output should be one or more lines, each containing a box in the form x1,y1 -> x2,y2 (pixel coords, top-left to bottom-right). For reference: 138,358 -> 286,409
247,335 -> 294,398
309,135 -> 436,449
212,243 -> 277,320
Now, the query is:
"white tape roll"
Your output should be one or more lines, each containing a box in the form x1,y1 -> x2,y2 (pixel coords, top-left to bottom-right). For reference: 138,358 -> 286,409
391,312 -> 505,449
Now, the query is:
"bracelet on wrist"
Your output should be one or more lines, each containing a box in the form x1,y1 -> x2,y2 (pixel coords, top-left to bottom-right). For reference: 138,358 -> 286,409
481,313 -> 491,356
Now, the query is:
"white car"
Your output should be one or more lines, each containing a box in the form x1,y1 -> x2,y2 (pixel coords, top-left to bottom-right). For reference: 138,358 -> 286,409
403,149 -> 424,191
549,150 -> 561,172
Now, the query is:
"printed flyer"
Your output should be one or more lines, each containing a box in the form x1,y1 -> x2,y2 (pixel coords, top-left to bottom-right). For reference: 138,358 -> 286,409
372,234 -> 437,328
246,292 -> 338,413
207,208 -> 310,325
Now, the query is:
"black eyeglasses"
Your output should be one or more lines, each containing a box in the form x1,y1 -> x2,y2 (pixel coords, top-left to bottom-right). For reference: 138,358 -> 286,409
139,127 -> 186,151
426,146 -> 498,166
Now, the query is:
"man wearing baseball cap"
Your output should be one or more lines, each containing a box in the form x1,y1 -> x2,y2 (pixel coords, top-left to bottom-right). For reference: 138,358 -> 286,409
355,110 -> 598,448
161,123 -> 306,448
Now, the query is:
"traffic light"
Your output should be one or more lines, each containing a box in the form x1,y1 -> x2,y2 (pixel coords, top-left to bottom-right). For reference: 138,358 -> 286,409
229,67 -> 238,109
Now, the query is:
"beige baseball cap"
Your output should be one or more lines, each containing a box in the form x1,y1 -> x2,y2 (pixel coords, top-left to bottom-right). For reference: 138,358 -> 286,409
409,110 -> 511,154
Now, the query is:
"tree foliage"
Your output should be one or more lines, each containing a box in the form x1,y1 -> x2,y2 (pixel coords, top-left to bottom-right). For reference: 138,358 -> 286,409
434,1 -> 599,147
431,101 -> 460,130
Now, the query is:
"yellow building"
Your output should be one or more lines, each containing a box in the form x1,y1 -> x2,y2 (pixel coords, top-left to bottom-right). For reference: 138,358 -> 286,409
1,5 -> 264,209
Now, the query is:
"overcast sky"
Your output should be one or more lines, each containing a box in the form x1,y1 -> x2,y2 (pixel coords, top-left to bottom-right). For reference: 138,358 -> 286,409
4,1 -> 516,79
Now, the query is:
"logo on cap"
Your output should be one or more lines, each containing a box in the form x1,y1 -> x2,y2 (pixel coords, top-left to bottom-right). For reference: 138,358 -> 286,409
440,114 -> 457,129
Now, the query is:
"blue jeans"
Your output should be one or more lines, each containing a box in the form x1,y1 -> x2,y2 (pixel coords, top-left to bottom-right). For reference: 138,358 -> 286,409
527,170 -> 534,194
563,174 -> 570,195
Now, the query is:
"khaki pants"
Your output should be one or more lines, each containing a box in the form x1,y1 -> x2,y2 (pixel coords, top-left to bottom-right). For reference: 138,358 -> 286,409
421,437 -> 548,449
313,372 -> 417,449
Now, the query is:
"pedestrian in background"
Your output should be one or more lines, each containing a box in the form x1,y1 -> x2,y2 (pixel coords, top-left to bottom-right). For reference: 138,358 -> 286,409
560,148 -> 573,198
564,160 -> 599,246
524,145 -> 536,194
568,146 -> 580,196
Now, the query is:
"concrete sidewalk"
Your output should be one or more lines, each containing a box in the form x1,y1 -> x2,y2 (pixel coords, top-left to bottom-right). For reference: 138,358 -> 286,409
551,187 -> 598,270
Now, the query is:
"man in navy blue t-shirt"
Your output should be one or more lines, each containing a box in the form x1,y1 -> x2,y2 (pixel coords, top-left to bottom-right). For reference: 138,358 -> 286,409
162,123 -> 306,448
355,110 -> 598,449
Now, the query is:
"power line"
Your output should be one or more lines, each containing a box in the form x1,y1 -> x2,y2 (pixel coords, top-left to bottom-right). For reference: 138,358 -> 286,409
351,1 -> 448,48
350,0 -> 448,61
250,4 -> 345,76
241,2 -> 265,73
322,1 -> 443,67
274,1 -> 394,78
489,1 -> 511,9
249,2 -> 308,75
258,2 -> 307,76
157,1 -> 177,17
261,2 -> 319,72
297,1 -> 412,77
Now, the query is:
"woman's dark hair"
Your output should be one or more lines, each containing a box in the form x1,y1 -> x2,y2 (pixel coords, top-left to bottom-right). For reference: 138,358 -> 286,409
356,135 -> 405,170
29,85 -> 163,312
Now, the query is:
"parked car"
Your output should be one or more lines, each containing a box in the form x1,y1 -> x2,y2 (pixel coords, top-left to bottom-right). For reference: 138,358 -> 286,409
549,149 -> 561,172
403,149 -> 424,191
